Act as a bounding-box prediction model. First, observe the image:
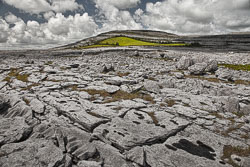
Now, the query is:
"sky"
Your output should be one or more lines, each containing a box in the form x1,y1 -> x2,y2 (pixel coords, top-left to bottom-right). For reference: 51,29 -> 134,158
0,0 -> 250,49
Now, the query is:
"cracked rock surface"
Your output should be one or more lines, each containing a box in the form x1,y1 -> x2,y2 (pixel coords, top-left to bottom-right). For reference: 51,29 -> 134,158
0,49 -> 250,167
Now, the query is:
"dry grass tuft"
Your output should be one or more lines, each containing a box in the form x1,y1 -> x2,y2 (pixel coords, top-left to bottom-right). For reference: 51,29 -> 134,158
117,72 -> 130,77
221,123 -> 244,137
185,75 -> 221,83
21,83 -> 40,91
221,145 -> 250,167
147,112 -> 159,125
23,98 -> 30,105
83,89 -> 155,104
3,68 -> 30,82
165,99 -> 176,107
210,112 -> 224,119
45,61 -> 53,65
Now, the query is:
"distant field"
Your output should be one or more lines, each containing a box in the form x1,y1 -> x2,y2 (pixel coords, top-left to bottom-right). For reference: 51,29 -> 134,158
75,37 -> 188,49
219,64 -> 250,71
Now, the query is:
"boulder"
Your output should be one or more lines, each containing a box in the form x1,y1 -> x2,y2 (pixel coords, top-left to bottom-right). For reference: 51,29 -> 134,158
174,72 -> 184,79
102,64 -> 115,73
29,98 -> 45,114
205,60 -> 218,72
0,117 -> 32,146
0,139 -> 64,167
188,63 -> 207,75
216,68 -> 233,81
144,80 -> 160,93
225,97 -> 240,113
241,105 -> 250,115
176,56 -> 194,70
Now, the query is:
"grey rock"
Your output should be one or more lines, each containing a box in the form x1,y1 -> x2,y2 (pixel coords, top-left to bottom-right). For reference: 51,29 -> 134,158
92,141 -> 133,167
0,117 -> 32,146
93,117 -> 189,150
29,98 -> 45,114
176,56 -> 194,70
241,105 -> 250,115
205,60 -> 218,72
86,84 -> 120,94
43,66 -> 59,74
102,64 -> 115,73
78,160 -> 103,167
105,76 -> 136,86
188,63 -> 207,75
144,80 -> 160,93
174,72 -> 184,79
225,97 -> 240,113
133,50 -> 140,57
1,49 -> 250,167
216,68 -> 233,81
0,139 -> 64,167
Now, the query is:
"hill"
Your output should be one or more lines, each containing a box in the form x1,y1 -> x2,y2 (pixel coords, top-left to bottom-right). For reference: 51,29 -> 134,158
58,30 -> 250,52
59,30 -> 181,49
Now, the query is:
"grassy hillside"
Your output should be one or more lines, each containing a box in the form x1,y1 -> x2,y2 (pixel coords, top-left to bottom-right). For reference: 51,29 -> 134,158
75,37 -> 187,49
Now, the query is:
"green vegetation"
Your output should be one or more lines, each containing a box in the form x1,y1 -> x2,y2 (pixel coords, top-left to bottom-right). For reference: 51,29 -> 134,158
76,37 -> 188,49
99,37 -> 186,46
219,64 -> 250,71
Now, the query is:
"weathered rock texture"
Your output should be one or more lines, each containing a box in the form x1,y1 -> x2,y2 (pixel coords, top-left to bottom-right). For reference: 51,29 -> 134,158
0,49 -> 250,167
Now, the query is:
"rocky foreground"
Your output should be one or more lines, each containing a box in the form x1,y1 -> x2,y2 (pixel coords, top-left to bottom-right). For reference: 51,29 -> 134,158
0,49 -> 250,167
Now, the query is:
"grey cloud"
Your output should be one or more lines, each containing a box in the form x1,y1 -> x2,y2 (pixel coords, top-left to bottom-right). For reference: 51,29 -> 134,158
0,19 -> 9,42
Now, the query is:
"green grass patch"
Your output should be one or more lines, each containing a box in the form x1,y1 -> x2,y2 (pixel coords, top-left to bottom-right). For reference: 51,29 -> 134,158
219,64 -> 250,71
75,37 -> 188,49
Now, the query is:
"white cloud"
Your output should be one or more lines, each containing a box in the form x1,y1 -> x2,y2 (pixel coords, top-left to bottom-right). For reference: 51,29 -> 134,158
94,0 -> 141,10
1,0 -> 250,49
43,11 -> 56,20
139,0 -> 250,34
0,13 -> 97,49
5,13 -> 20,23
2,0 -> 83,14
94,0 -> 142,32
46,13 -> 97,40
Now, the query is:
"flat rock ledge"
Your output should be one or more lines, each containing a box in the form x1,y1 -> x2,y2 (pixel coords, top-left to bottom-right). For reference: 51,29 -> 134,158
0,49 -> 250,167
